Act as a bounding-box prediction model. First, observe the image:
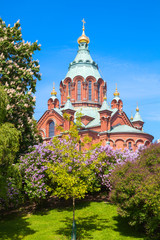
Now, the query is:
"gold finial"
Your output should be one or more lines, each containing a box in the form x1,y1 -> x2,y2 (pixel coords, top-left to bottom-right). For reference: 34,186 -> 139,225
51,82 -> 57,96
130,112 -> 133,120
136,102 -> 139,112
82,18 -> 86,31
113,83 -> 120,97
77,19 -> 90,44
67,95 -> 71,100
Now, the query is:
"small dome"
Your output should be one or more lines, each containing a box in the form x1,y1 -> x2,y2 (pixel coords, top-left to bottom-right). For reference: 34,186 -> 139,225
51,82 -> 57,96
113,84 -> 120,97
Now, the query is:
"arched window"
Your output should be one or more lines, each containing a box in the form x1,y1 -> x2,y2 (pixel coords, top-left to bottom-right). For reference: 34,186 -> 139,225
68,82 -> 71,96
77,81 -> 81,100
88,81 -> 92,100
98,83 -> 100,102
49,121 -> 55,137
128,142 -> 132,150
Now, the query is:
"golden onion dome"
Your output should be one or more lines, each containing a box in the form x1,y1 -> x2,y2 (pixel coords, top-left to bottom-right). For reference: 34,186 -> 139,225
51,82 -> 57,96
77,19 -> 90,44
113,83 -> 120,97
103,96 -> 107,100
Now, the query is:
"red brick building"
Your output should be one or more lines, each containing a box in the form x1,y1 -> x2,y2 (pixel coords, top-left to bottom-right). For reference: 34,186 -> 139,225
37,22 -> 154,150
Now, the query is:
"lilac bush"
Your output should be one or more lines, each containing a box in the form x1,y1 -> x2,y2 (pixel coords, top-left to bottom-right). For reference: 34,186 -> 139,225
20,141 -> 56,201
20,138 -> 145,201
88,144 -> 144,191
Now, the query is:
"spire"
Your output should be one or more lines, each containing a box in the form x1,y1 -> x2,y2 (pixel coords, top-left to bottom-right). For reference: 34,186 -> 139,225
133,105 -> 144,122
77,19 -> 90,44
136,102 -> 139,112
51,82 -> 57,96
130,112 -> 133,121
99,95 -> 112,112
113,83 -> 120,97
63,96 -> 74,110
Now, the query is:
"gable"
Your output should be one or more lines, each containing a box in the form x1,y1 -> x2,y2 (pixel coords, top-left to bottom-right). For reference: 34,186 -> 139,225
111,111 -> 132,128
81,115 -> 94,126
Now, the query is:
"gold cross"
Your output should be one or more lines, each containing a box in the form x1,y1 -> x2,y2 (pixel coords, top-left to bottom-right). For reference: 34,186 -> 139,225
82,18 -> 86,30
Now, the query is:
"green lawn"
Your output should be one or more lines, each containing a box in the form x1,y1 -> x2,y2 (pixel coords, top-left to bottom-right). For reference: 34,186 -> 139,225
0,201 -> 145,240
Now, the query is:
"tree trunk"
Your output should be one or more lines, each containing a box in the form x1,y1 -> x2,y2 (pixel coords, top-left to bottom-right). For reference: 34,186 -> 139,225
73,197 -> 75,223
71,197 -> 76,240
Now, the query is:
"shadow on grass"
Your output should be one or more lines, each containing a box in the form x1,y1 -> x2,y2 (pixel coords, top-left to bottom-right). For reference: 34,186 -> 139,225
0,213 -> 36,240
55,214 -> 109,240
113,215 -> 145,239
33,198 -> 91,215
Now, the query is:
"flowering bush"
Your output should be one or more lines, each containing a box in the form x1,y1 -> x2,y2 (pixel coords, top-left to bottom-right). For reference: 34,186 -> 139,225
0,18 -> 41,155
88,145 -> 141,191
20,136 -> 97,201
20,142 -> 54,201
20,137 -> 144,202
110,143 -> 160,239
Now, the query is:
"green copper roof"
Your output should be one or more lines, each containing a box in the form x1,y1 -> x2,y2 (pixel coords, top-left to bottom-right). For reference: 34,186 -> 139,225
132,111 -> 144,122
109,124 -> 143,133
63,98 -> 74,111
113,96 -> 121,102
54,108 -> 63,116
64,42 -> 101,81
99,99 -> 112,112
75,107 -> 101,128
50,95 -> 57,101
111,108 -> 118,117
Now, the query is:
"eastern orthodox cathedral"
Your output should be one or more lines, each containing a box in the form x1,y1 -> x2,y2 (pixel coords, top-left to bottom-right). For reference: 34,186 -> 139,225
37,20 -> 153,150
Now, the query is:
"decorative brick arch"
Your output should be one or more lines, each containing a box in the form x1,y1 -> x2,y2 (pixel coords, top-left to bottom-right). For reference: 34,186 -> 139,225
39,128 -> 46,138
126,138 -> 135,150
144,140 -> 150,146
109,139 -> 115,148
115,138 -> 125,149
73,76 -> 84,101
135,139 -> 144,144
97,78 -> 106,103
86,76 -> 97,102
46,118 -> 56,138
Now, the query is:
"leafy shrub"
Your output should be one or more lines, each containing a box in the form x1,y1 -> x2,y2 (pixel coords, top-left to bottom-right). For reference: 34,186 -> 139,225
110,143 -> 160,239
0,164 -> 22,210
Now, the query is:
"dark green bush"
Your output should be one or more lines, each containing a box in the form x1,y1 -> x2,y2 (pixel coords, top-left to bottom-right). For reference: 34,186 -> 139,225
110,143 -> 160,239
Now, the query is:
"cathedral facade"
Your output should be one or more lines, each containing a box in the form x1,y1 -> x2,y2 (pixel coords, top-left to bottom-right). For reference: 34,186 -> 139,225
37,21 -> 154,150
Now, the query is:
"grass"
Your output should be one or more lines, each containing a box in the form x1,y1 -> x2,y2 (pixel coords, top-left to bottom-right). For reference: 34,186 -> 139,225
0,200 -> 145,240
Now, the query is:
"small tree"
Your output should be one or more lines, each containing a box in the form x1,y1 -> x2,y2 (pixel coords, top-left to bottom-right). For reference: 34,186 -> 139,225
45,116 -> 97,239
0,18 -> 41,155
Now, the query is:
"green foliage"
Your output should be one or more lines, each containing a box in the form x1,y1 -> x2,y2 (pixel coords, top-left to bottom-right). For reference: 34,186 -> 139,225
0,122 -> 22,209
110,143 -> 160,239
0,18 -> 42,155
0,164 -> 22,210
0,85 -> 22,209
46,118 -> 97,200
0,123 -> 20,166
0,85 -> 8,123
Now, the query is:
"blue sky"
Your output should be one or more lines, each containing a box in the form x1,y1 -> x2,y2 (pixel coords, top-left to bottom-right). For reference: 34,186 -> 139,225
1,0 -> 160,140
